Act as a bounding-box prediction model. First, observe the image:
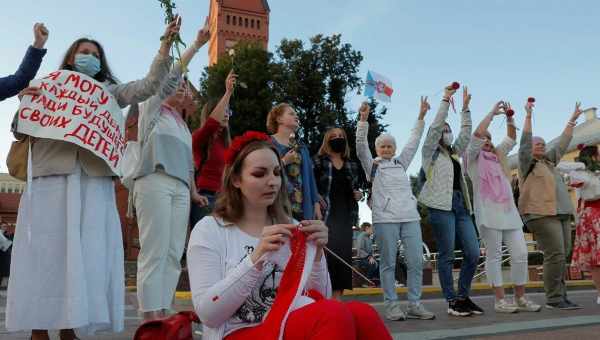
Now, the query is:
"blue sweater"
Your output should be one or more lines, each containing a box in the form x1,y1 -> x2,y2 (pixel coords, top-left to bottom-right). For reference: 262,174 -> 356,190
0,46 -> 47,101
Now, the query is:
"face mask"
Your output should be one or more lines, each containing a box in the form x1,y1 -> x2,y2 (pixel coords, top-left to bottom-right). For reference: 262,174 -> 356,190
74,53 -> 101,77
329,138 -> 347,153
442,132 -> 454,146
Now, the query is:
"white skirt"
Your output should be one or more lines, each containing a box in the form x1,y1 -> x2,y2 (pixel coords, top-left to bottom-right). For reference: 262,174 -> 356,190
5,164 -> 124,334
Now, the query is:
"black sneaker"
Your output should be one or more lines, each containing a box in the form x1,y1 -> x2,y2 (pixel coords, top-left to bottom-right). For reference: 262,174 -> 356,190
564,299 -> 583,310
461,297 -> 484,315
448,300 -> 472,317
545,300 -> 582,310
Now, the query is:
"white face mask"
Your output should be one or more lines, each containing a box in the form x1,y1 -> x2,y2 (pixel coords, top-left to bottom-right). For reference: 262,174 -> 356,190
442,132 -> 454,146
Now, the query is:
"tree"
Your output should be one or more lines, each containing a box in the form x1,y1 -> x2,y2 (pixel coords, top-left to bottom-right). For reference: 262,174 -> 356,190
271,34 -> 363,155
195,34 -> 388,165
193,41 -> 275,136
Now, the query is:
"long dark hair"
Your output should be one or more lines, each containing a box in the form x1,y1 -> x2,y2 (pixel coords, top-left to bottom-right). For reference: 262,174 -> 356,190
59,38 -> 118,84
576,145 -> 600,172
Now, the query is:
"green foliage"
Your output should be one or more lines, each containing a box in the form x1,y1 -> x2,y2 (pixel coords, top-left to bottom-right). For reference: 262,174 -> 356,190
196,34 -> 388,163
193,41 -> 275,136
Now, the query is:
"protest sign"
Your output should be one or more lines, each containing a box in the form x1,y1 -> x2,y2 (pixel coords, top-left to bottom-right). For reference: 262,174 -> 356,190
16,70 -> 125,174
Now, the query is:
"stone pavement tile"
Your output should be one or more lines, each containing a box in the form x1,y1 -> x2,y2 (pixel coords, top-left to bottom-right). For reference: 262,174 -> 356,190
380,290 -> 600,339
472,324 -> 600,340
1,290 -> 599,339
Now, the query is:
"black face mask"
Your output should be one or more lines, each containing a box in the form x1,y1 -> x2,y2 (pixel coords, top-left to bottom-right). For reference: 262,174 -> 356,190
329,138 -> 346,153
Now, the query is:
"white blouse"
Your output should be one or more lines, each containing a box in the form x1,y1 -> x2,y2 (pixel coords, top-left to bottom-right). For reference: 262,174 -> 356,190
187,216 -> 331,340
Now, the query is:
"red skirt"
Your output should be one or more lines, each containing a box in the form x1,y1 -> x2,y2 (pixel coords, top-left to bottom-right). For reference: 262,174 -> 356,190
571,199 -> 600,271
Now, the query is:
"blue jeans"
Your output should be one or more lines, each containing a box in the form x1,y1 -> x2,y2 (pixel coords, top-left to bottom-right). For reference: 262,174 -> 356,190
428,190 -> 480,301
373,221 -> 423,303
189,190 -> 216,229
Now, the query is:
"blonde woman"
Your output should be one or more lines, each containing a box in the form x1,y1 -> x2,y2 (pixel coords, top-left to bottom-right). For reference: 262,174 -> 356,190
313,127 -> 363,299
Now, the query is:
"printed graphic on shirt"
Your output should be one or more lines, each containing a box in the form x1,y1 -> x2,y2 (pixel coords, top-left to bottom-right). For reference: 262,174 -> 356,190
232,245 -> 283,324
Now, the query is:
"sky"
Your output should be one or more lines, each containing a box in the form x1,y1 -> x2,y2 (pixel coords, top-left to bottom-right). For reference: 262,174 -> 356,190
1,0 -> 599,223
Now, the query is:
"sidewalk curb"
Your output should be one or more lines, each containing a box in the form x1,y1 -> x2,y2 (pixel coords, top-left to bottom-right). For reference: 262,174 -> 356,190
123,280 -> 595,301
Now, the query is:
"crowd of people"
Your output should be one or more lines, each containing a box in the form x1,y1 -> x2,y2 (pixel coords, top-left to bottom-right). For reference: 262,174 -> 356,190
1,19 -> 599,340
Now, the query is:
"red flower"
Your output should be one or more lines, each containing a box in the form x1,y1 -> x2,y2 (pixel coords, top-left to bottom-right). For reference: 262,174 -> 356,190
528,97 -> 536,103
577,143 -> 586,151
451,82 -> 460,90
224,131 -> 271,166
506,109 -> 515,117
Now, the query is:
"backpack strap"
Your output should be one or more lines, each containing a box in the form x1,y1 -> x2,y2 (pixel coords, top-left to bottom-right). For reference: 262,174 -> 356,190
424,148 -> 441,180
369,162 -> 379,183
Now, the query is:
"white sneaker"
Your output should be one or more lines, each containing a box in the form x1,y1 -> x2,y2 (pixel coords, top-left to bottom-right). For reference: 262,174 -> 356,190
384,301 -> 406,321
596,296 -> 600,305
516,296 -> 542,312
406,303 -> 436,320
494,299 -> 518,313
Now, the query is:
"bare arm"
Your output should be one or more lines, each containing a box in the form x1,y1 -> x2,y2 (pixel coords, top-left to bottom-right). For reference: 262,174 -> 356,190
208,71 -> 236,124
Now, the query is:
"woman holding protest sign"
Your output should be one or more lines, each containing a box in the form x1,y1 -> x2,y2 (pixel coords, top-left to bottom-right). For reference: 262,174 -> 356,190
187,131 -> 391,340
6,17 -> 182,340
356,99 -> 435,321
418,84 -> 483,317
189,71 -> 235,229
0,23 -> 48,102
132,21 -> 211,321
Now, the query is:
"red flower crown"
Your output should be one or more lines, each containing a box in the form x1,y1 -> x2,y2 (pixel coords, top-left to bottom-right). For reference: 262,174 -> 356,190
224,131 -> 271,166
577,143 -> 586,151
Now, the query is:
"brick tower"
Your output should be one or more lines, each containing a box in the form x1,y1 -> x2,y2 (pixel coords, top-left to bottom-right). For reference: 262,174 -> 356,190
207,0 -> 270,65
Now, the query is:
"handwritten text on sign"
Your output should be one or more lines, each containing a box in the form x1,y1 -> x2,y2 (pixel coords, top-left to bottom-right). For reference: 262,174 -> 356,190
17,70 -> 125,175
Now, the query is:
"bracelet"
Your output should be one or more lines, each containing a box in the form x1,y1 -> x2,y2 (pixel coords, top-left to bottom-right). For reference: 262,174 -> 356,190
567,120 -> 576,127
442,98 -> 450,103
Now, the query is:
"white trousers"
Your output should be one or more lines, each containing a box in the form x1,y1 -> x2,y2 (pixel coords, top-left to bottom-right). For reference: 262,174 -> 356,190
479,226 -> 529,287
134,172 -> 190,312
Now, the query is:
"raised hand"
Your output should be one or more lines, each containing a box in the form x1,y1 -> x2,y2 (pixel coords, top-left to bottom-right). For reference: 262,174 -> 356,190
443,84 -> 457,100
359,102 -> 370,122
32,23 -> 49,49
161,14 -> 182,47
570,101 -> 583,122
419,96 -> 430,119
462,86 -> 472,111
524,99 -> 535,116
195,17 -> 211,47
225,70 -> 237,95
491,101 -> 505,115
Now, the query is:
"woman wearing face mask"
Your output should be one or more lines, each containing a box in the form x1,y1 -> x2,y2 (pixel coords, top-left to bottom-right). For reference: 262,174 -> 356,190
187,131 -> 391,340
518,100 -> 584,310
132,22 -> 210,321
418,85 -> 482,317
356,98 -> 435,321
313,127 -> 363,299
466,101 -> 541,314
189,71 -> 235,228
6,18 -> 181,340
267,103 -> 322,221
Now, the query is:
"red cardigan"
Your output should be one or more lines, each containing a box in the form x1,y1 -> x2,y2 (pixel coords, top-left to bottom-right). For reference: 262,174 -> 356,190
192,117 -> 226,193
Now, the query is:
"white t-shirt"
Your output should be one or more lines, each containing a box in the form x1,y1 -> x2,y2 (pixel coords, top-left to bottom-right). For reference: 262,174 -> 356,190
187,216 -> 331,339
